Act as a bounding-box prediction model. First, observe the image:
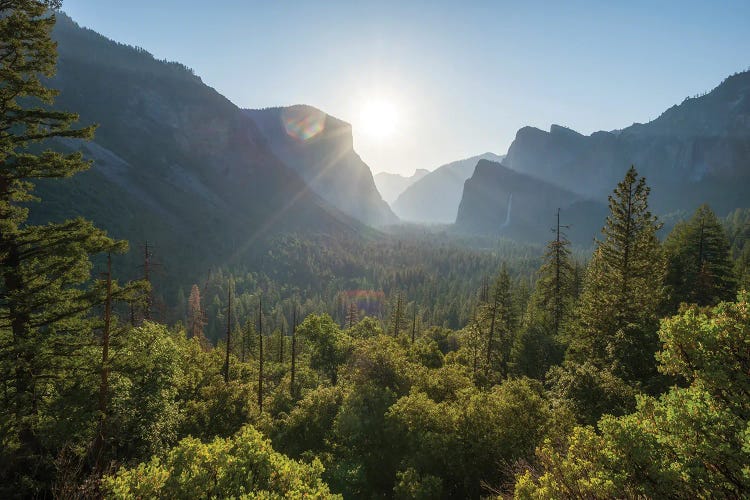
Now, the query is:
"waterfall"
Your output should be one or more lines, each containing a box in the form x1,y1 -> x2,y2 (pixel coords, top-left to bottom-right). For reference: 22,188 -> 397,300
500,192 -> 512,229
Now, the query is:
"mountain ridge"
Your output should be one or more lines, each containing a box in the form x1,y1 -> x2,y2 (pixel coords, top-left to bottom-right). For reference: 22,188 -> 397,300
33,13 -> 368,293
244,105 -> 398,227
503,70 -> 750,214
393,152 -> 504,223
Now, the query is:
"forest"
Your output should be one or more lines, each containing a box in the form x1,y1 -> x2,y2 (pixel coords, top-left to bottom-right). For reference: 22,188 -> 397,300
2,2 -> 750,499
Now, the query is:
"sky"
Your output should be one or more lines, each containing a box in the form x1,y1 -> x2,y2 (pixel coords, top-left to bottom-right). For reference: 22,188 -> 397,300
61,0 -> 750,176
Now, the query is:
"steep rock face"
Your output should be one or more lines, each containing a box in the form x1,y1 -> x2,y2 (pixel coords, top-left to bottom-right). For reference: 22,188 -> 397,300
33,14 -> 362,285
503,71 -> 750,214
374,169 -> 429,204
245,106 -> 398,227
455,160 -> 606,244
393,152 -> 504,223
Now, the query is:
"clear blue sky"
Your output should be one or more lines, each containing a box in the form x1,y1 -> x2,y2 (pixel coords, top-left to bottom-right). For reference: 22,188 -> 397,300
61,0 -> 750,176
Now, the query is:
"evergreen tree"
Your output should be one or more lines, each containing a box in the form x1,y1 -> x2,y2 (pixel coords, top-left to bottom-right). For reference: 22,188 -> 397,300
510,212 -> 574,379
736,245 -> 750,292
346,302 -> 358,330
569,166 -> 665,385
535,209 -> 575,336
664,204 -> 736,309
483,265 -> 514,378
388,290 -> 406,336
0,1 -> 132,491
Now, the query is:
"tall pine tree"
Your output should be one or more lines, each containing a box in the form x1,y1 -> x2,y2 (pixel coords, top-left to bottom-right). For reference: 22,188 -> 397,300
664,204 -> 736,309
511,211 -> 574,379
535,208 -> 575,336
0,1 -> 131,491
569,166 -> 665,385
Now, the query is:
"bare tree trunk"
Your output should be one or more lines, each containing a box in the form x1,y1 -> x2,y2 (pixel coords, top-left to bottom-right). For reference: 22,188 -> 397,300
93,252 -> 113,468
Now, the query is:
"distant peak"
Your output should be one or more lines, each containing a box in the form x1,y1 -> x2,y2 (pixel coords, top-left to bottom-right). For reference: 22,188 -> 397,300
549,124 -> 583,136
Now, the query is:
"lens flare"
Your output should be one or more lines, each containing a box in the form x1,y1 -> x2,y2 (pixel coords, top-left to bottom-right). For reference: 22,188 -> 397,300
281,106 -> 326,142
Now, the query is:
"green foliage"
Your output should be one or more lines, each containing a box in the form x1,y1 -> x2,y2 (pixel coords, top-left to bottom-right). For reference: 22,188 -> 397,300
106,322 -> 186,460
545,361 -> 638,426
515,292 -> 750,498
568,166 -> 665,389
102,425 -> 340,499
388,378 -> 553,498
272,385 -> 344,458
297,314 -> 350,385
2,19 -> 747,497
510,213 -> 577,380
0,3 -> 142,494
664,204 -> 736,309
394,468 -> 443,500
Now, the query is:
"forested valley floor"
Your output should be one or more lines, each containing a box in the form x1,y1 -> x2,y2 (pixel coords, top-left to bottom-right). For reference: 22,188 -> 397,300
3,3 -> 750,499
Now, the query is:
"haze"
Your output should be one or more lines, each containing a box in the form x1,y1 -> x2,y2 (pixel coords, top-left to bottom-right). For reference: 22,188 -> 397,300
61,0 -> 750,175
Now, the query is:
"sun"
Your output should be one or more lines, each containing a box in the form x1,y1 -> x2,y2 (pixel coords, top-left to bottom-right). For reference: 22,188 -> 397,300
360,98 -> 398,140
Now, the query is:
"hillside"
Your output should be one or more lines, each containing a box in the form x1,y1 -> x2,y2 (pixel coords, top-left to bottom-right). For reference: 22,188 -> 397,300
32,13 -> 364,289
393,152 -> 504,223
245,106 -> 398,226
503,71 -> 750,214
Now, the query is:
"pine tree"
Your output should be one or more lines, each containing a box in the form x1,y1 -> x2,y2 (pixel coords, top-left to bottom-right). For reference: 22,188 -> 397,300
241,317 -> 256,363
346,302 -> 358,329
0,2 -> 134,490
569,166 -> 665,384
389,290 -> 406,336
535,209 -> 575,336
484,265 -> 514,378
736,245 -> 750,292
664,204 -> 736,309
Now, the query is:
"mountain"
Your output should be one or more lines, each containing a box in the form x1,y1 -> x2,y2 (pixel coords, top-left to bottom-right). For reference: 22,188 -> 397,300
455,160 -> 607,244
245,106 -> 398,227
33,13 -> 365,291
374,169 -> 429,204
392,152 -> 505,223
503,70 -> 750,215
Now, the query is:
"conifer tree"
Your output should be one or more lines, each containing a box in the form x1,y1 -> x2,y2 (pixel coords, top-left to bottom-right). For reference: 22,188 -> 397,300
241,317 -> 255,363
389,290 -> 406,336
347,302 -> 358,329
664,204 -> 735,309
484,265 -> 514,378
0,1 -> 134,489
535,209 -> 575,336
569,166 -> 665,384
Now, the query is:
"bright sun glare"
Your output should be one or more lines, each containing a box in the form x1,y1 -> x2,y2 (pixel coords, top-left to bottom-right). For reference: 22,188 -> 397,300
360,99 -> 398,140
